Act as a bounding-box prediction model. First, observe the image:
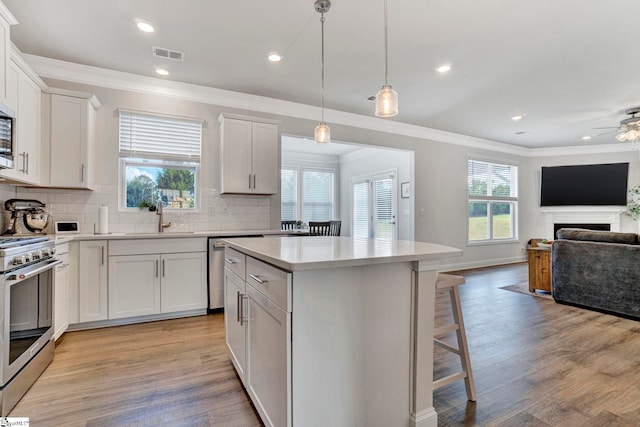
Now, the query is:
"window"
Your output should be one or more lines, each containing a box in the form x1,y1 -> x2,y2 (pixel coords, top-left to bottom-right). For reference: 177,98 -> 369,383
468,159 -> 518,242
280,166 -> 336,223
119,110 -> 202,210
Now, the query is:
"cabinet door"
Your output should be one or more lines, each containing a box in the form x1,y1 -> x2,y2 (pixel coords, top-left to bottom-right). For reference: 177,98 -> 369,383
16,72 -> 41,184
1,61 -> 18,181
224,269 -> 246,383
160,252 -> 207,313
220,118 -> 252,194
78,240 -> 108,322
50,94 -> 93,189
246,284 -> 291,427
109,254 -> 161,319
54,254 -> 70,340
251,122 -> 279,194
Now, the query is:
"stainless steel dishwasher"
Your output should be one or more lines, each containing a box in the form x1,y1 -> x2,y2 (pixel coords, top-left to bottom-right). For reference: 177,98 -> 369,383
208,236 -> 262,312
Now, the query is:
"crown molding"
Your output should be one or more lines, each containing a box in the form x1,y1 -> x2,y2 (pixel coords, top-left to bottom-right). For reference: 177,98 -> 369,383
0,2 -> 18,26
21,54 -> 628,159
9,43 -> 47,90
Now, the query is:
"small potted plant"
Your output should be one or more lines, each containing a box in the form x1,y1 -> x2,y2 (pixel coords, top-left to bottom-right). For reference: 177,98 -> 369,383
138,200 -> 157,211
624,184 -> 640,220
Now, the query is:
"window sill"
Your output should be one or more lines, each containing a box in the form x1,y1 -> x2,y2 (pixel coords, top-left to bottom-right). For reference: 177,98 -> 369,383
467,239 -> 520,247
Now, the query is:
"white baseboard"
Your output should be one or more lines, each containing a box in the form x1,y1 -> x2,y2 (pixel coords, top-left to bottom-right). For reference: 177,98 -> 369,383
439,255 -> 527,272
410,407 -> 438,427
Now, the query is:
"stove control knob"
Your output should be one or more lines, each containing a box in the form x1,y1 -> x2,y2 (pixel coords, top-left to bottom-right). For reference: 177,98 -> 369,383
42,248 -> 51,257
50,247 -> 56,256
12,255 -> 25,265
23,253 -> 32,263
32,250 -> 42,260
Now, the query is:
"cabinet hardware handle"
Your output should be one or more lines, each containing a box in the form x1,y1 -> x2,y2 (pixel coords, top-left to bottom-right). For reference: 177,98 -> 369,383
225,258 -> 237,265
249,274 -> 268,284
236,291 -> 242,323
240,294 -> 248,326
156,260 -> 159,277
81,164 -> 85,182
162,259 -> 165,277
253,174 -> 256,189
25,152 -> 29,175
18,152 -> 25,173
249,174 -> 252,189
101,246 -> 105,265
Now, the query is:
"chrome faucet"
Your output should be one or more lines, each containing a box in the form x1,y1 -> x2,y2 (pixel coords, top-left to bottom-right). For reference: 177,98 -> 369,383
156,197 -> 171,232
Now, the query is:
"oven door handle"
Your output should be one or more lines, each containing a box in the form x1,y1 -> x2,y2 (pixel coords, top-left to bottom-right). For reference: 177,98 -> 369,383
7,259 -> 62,282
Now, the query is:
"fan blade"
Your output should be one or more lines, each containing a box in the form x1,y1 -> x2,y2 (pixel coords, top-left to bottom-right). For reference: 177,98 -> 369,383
592,126 -> 618,130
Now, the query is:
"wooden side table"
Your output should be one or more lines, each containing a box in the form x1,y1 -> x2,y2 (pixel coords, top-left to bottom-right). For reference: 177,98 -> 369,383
527,247 -> 552,293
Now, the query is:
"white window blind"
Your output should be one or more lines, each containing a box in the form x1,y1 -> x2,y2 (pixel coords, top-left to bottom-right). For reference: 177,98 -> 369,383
281,168 -> 298,221
352,180 -> 370,238
373,178 -> 394,240
302,170 -> 334,222
119,110 -> 202,161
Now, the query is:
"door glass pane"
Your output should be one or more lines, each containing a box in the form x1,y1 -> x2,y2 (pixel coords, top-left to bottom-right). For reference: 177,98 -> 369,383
352,181 -> 369,238
492,203 -> 513,239
373,178 -> 394,240
468,202 -> 489,240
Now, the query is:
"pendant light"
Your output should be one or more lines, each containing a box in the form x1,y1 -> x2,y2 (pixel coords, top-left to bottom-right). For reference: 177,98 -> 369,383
314,0 -> 331,144
375,0 -> 398,117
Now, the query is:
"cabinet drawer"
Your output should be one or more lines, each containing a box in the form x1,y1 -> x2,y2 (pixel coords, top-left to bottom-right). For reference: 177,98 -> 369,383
246,256 -> 291,311
224,247 -> 246,280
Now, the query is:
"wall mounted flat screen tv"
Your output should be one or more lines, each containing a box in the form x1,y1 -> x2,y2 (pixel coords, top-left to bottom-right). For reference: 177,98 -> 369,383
540,163 -> 629,206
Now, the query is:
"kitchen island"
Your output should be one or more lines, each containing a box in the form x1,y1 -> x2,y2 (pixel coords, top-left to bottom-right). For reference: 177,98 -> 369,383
222,236 -> 462,427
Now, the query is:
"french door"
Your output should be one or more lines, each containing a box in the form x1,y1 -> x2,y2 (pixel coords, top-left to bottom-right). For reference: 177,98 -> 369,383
352,171 -> 397,240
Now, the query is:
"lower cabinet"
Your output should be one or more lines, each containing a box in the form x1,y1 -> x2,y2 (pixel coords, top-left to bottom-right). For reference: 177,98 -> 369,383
78,240 -> 108,322
53,243 -> 71,340
224,248 -> 292,427
109,252 -> 206,319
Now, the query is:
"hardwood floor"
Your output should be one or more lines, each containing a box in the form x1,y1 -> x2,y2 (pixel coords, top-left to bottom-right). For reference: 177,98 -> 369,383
11,262 -> 640,426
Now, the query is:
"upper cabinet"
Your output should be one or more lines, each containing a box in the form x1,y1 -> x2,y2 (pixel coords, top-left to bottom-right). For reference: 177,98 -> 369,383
0,4 -> 17,103
1,49 -> 46,185
219,113 -> 279,195
48,90 -> 100,189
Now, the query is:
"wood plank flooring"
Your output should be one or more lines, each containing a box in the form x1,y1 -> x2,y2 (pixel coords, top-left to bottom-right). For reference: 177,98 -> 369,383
10,262 -> 640,426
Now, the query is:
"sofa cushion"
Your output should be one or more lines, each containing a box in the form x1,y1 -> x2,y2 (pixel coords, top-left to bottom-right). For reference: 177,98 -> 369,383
556,228 -> 639,245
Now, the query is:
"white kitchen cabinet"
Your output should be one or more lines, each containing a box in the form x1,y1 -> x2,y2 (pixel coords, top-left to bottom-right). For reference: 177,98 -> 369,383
0,7 -> 17,104
161,252 -> 207,313
224,267 -> 246,384
219,114 -> 279,195
108,238 -> 207,320
108,254 -> 161,319
2,54 -> 44,185
49,91 -> 100,189
53,243 -> 70,340
78,240 -> 108,322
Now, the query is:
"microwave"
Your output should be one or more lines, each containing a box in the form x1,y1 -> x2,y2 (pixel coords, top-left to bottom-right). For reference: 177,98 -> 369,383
0,102 -> 15,169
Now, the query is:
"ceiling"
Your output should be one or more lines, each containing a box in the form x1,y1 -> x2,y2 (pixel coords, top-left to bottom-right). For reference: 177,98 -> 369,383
5,0 -> 640,149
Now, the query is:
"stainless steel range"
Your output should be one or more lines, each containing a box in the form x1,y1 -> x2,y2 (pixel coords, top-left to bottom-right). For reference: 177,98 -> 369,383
0,237 -> 60,415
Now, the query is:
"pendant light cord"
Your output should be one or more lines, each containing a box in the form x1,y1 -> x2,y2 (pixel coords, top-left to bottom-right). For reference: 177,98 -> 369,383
383,0 -> 389,85
321,14 -> 326,123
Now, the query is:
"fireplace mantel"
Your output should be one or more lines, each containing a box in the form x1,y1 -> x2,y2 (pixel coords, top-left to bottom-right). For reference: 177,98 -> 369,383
540,206 -> 626,238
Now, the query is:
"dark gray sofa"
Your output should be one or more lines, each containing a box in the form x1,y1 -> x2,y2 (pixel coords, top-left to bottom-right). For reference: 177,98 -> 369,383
552,228 -> 640,320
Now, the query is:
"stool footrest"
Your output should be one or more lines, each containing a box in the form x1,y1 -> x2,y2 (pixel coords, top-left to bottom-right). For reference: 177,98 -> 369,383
434,372 -> 468,390
434,338 -> 461,355
434,323 -> 459,336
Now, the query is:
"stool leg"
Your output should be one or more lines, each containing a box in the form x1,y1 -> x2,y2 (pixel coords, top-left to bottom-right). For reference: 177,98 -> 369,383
450,286 -> 477,401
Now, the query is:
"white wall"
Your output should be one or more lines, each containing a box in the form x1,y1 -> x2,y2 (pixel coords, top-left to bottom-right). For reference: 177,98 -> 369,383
339,147 -> 414,240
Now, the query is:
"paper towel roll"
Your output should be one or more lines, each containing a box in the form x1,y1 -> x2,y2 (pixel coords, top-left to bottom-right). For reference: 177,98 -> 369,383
98,205 -> 109,234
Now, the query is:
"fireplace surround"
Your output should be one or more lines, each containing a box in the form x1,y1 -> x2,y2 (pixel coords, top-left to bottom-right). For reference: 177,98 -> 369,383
540,207 -> 626,239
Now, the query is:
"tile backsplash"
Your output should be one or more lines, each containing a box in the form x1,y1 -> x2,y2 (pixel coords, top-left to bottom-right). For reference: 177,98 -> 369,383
0,184 -> 272,234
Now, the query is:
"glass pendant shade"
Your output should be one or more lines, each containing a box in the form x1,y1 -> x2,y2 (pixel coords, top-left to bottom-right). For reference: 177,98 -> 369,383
375,84 -> 399,117
315,122 -> 331,144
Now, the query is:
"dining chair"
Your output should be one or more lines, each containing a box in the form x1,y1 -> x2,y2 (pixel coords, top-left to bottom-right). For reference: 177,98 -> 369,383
308,221 -> 331,236
329,220 -> 341,236
281,220 -> 298,231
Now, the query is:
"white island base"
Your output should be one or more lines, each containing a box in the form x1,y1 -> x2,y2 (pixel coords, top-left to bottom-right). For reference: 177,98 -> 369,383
222,237 -> 462,427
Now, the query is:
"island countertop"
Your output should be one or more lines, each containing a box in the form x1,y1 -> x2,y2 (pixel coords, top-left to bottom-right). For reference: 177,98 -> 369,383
222,236 -> 462,271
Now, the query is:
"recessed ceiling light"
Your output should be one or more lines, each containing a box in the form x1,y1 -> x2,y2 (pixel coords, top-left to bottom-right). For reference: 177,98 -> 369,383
268,52 -> 283,62
154,67 -> 170,76
511,114 -> 524,121
581,135 -> 592,140
136,21 -> 155,33
436,64 -> 451,73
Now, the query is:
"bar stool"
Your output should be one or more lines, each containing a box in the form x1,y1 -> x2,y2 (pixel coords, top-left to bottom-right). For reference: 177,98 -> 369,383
433,273 -> 477,401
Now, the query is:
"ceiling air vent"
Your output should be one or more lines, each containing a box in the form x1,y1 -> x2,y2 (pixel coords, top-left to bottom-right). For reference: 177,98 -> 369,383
152,46 -> 185,62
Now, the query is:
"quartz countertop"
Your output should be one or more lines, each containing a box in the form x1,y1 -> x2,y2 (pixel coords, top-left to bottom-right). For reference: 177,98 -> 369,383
48,229 -> 289,242
222,236 -> 462,271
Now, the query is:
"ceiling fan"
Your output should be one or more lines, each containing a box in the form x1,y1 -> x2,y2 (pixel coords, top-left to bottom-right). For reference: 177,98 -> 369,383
591,107 -> 640,142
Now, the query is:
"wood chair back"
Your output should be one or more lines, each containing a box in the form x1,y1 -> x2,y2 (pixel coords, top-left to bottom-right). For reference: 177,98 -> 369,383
281,220 -> 298,231
308,221 -> 331,236
329,220 -> 341,236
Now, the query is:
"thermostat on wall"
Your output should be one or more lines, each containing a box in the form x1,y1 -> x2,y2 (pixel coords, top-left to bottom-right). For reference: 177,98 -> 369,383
55,221 -> 80,234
